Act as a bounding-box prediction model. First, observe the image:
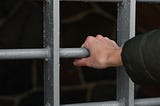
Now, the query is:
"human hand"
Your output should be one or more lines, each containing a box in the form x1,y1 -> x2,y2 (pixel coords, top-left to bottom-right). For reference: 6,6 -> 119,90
73,35 -> 123,69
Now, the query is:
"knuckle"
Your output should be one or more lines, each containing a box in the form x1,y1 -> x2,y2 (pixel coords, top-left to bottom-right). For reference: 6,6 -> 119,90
86,36 -> 94,42
96,34 -> 102,38
111,40 -> 116,43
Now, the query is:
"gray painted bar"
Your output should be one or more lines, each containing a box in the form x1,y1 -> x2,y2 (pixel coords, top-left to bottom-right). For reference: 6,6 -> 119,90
61,0 -> 160,2
116,0 -> 135,106
43,0 -> 60,105
62,98 -> 160,106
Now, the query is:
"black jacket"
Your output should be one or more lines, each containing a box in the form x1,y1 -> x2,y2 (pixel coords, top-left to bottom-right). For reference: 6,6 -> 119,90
122,29 -> 160,84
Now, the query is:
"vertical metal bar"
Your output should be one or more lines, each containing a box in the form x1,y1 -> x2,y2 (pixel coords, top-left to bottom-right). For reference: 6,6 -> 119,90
53,0 -> 60,105
44,0 -> 60,105
117,0 -> 136,106
43,0 -> 54,105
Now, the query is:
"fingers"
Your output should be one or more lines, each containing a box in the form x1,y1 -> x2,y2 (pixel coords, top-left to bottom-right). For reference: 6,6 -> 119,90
73,34 -> 120,69
110,40 -> 119,48
104,37 -> 110,40
74,35 -> 112,67
96,34 -> 104,39
81,36 -> 95,48
96,35 -> 111,42
82,35 -> 107,48
81,35 -> 105,51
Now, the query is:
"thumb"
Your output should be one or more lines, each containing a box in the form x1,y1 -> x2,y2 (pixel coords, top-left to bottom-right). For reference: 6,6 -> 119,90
73,58 -> 88,67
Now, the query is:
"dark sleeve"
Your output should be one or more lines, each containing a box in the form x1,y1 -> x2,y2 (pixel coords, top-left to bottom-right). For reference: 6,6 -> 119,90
121,29 -> 160,84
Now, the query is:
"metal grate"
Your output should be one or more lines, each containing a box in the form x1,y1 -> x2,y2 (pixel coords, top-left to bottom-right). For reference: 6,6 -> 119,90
0,0 -> 159,106
43,0 -> 160,106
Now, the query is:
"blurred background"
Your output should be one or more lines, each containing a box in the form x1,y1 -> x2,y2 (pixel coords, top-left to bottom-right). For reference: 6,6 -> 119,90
0,0 -> 160,106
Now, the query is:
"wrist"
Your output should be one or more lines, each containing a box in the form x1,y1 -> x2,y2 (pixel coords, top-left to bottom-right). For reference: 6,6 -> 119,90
109,48 -> 123,67
117,48 -> 123,66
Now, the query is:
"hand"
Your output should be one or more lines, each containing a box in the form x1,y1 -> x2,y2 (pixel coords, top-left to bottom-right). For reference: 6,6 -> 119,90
73,35 -> 123,69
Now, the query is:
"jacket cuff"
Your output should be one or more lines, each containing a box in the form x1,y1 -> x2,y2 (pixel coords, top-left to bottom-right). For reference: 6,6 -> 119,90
121,30 -> 160,84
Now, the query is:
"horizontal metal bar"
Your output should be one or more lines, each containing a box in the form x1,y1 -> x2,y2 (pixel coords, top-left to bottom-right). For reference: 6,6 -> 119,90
61,0 -> 160,2
0,48 -> 48,59
61,0 -> 122,2
60,48 -> 89,58
61,98 -> 160,106
137,0 -> 160,2
62,101 -> 120,106
135,97 -> 160,106
0,48 -> 88,59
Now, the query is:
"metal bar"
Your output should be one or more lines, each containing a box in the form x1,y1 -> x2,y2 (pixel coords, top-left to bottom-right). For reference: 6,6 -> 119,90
61,0 -> 122,2
53,0 -> 60,105
43,0 -> 53,105
135,98 -> 160,106
61,0 -> 160,2
60,48 -> 89,58
0,48 -> 48,59
61,98 -> 160,106
137,0 -> 160,2
43,0 -> 60,106
117,0 -> 135,106
0,48 -> 89,59
62,101 -> 120,106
